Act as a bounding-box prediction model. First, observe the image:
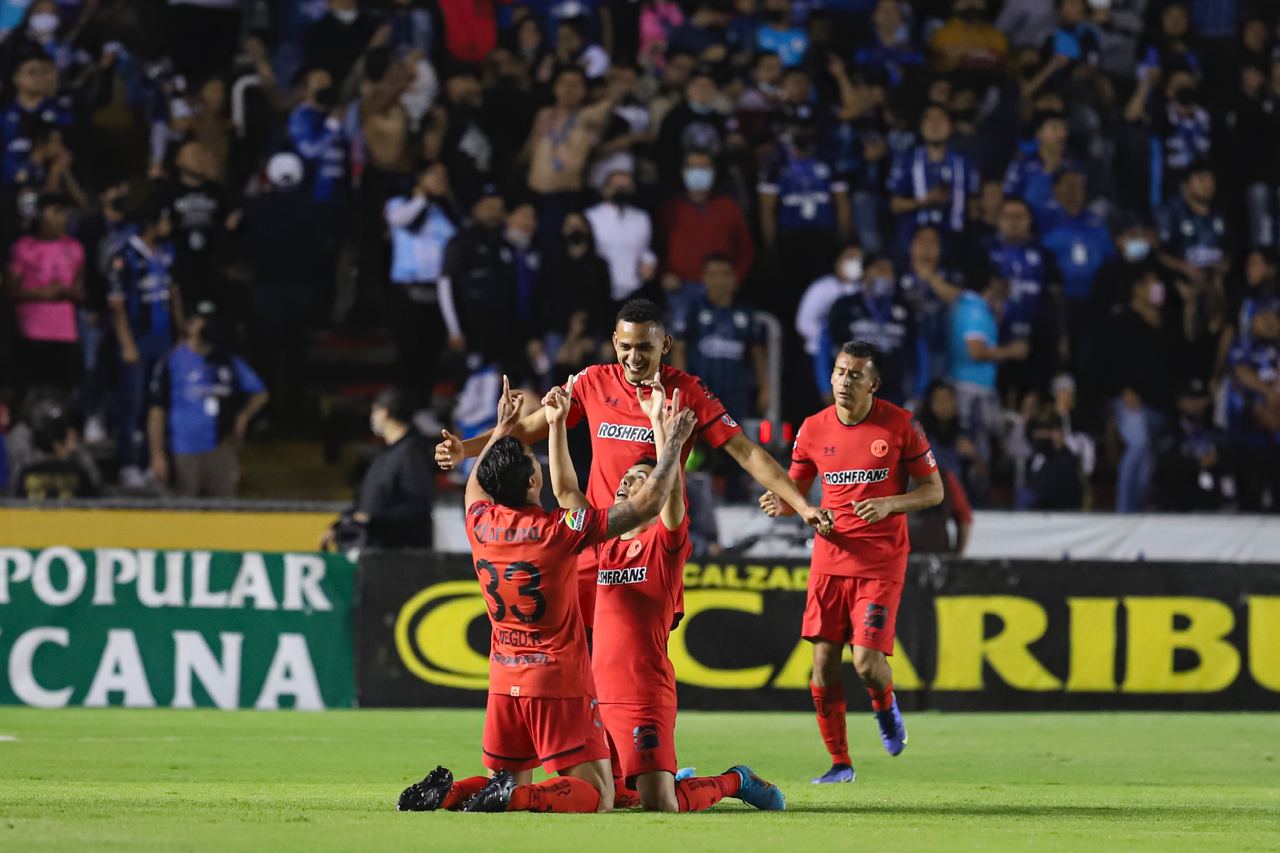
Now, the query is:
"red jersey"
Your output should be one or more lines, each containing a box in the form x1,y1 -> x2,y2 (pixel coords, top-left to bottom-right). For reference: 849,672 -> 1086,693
591,519 -> 691,706
565,363 -> 742,509
789,399 -> 937,580
466,501 -> 611,698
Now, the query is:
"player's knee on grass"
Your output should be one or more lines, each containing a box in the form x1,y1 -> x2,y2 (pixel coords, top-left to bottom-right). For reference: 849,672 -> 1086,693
636,771 -> 679,813
811,640 -> 843,687
560,758 -> 615,812
851,645 -> 890,688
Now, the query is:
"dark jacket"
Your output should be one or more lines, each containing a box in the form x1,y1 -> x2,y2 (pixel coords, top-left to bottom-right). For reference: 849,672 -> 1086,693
356,431 -> 436,548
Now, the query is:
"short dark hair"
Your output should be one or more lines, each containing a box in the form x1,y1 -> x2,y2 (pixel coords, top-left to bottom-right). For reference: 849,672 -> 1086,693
632,456 -> 658,469
838,340 -> 881,375
476,437 -> 535,508
703,252 -> 734,269
373,387 -> 417,425
616,298 -> 666,329
552,64 -> 587,85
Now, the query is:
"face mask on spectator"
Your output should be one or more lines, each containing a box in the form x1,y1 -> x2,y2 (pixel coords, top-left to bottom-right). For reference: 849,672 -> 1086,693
1147,281 -> 1166,307
840,257 -> 863,281
506,227 -> 531,249
29,12 -> 58,37
333,7 -> 359,24
1122,238 -> 1151,262
609,188 -> 635,207
689,100 -> 714,115
683,167 -> 714,192
369,412 -> 384,438
566,230 -> 590,249
1174,87 -> 1198,106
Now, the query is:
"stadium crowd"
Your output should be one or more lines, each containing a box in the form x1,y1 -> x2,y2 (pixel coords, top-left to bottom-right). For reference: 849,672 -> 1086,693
0,0 -> 1278,514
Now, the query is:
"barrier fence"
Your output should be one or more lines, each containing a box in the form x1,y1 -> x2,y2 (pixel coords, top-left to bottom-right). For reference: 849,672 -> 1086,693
3,547 -> 1278,711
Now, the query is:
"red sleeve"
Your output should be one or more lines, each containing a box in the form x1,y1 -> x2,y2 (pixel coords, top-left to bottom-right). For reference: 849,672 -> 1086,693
657,517 -> 691,554
564,367 -> 592,429
788,419 -> 817,482
903,418 -> 938,479
942,469 -> 973,524
681,374 -> 740,448
464,501 -> 493,539
555,505 -> 611,549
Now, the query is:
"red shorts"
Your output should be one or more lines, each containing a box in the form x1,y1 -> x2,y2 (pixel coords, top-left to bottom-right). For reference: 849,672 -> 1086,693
482,693 -> 610,774
802,572 -> 902,654
577,549 -> 599,630
599,703 -> 678,787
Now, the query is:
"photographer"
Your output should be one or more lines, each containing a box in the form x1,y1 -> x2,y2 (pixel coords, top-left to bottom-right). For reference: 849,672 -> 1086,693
321,387 -> 436,551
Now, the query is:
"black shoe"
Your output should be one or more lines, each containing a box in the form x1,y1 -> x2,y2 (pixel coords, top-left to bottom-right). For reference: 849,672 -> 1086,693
460,770 -> 516,813
397,765 -> 454,812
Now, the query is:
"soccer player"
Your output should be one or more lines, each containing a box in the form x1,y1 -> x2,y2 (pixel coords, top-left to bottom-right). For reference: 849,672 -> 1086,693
541,376 -> 786,813
398,375 -> 696,814
436,298 -> 834,630
760,341 -> 943,784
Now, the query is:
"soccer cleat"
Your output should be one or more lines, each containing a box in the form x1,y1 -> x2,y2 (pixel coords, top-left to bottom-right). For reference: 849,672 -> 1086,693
460,770 -> 516,813
674,767 -> 696,782
811,763 -> 856,784
725,765 -> 786,811
397,765 -> 454,812
875,698 -> 908,756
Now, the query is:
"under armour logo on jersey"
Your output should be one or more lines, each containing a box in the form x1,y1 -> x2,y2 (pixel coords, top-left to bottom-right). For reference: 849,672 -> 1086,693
823,446 -> 837,456
605,396 -> 622,407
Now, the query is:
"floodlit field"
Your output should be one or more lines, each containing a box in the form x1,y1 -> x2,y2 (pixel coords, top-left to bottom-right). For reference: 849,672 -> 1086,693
0,708 -> 1277,851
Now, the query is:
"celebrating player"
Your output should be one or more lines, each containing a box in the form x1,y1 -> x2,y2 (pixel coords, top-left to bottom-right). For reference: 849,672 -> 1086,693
760,341 -> 943,784
398,375 -> 696,814
435,298 -> 834,631
541,376 -> 786,813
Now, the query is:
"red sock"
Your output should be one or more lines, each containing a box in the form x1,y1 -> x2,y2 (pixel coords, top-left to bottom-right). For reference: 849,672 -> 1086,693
508,777 -> 601,813
613,777 -> 641,809
811,682 -> 851,767
868,681 -> 895,712
674,772 -> 741,812
441,775 -> 488,811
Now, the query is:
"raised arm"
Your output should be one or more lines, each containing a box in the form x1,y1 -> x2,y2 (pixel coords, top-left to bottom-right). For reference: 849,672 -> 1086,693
604,400 -> 698,538
462,374 -> 525,508
637,377 -> 685,530
437,405 -> 551,470
544,377 -> 588,509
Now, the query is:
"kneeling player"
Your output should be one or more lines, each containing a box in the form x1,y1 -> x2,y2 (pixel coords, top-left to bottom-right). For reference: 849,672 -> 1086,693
761,342 -> 943,784
400,376 -> 697,813
542,376 -> 784,812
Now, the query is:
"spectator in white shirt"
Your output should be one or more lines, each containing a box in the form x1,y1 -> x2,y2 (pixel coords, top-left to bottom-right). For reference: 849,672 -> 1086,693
795,243 -> 865,359
585,169 -> 657,305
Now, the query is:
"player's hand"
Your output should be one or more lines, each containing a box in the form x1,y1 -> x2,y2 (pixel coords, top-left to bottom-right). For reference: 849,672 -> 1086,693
435,429 -> 463,470
801,505 -> 835,536
542,375 -> 574,427
494,374 -> 523,436
758,490 -> 784,517
663,391 -> 696,445
636,373 -> 666,424
852,497 -> 894,524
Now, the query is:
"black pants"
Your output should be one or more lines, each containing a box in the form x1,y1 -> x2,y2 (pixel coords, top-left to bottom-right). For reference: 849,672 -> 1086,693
387,283 -> 447,400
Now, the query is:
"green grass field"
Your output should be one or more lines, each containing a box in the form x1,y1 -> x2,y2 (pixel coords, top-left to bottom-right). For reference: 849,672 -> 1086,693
1,708 -> 1278,852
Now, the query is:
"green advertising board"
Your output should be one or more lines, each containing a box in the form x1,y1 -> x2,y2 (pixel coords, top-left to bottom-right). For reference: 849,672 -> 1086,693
0,548 -> 355,709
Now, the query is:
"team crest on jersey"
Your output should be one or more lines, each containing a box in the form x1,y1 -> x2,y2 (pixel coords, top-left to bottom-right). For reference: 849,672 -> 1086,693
721,413 -> 738,428
926,450 -> 937,468
871,439 -> 889,458
627,539 -> 644,558
563,508 -> 587,531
